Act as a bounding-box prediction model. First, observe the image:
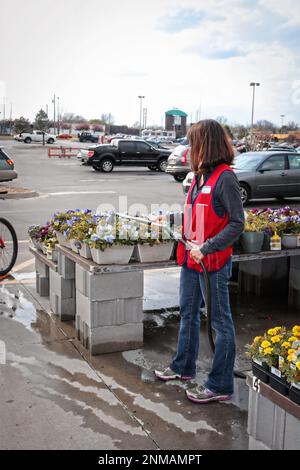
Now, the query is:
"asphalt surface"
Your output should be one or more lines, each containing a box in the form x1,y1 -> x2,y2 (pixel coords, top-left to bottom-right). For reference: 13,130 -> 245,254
0,139 -> 300,450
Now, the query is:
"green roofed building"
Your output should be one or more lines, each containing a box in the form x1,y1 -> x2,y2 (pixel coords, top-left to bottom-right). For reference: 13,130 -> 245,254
165,108 -> 187,138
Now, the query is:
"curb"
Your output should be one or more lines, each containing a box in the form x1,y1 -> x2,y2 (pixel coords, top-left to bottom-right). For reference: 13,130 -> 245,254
2,190 -> 39,200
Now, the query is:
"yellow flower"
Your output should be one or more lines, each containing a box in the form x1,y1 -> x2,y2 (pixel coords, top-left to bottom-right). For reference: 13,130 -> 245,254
271,335 -> 282,343
263,347 -> 273,355
288,349 -> 295,355
292,326 -> 300,334
267,328 -> 276,336
287,354 -> 296,362
296,362 -> 300,371
288,336 -> 297,342
253,336 -> 261,343
282,342 -> 290,348
261,340 -> 271,349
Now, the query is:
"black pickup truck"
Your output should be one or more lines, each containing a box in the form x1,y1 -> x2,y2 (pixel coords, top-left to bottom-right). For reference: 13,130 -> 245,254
83,139 -> 172,172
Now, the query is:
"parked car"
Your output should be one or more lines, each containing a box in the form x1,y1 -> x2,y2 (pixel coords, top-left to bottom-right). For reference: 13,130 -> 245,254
78,132 -> 99,143
267,146 -> 297,152
165,142 -> 191,182
80,139 -> 172,172
14,130 -> 56,144
0,148 -> 18,182
57,133 -> 73,139
182,151 -> 300,205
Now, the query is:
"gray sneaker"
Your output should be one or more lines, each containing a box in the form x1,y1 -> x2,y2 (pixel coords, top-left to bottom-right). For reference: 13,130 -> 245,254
186,385 -> 231,404
154,367 -> 193,381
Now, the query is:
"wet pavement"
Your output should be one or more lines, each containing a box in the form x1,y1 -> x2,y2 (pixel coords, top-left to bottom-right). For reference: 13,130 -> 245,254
0,275 -> 299,450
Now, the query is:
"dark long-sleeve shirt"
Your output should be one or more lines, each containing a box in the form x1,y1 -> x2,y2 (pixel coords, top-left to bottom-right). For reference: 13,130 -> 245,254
190,170 -> 245,255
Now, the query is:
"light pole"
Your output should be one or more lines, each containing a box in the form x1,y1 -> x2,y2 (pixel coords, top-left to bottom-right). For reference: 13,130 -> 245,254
138,95 -> 145,136
57,97 -> 60,135
250,82 -> 260,149
52,94 -> 56,134
280,114 -> 285,132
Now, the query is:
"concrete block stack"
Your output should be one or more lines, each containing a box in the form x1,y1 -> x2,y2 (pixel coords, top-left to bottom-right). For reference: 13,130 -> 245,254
35,257 -> 50,297
49,252 -> 76,321
75,264 -> 143,354
288,255 -> 300,309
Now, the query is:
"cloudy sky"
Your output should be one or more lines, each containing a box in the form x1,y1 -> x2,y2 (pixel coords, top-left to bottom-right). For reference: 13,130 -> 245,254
1,0 -> 299,126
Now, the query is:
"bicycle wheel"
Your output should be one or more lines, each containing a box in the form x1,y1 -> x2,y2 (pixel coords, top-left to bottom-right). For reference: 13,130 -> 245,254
0,218 -> 18,276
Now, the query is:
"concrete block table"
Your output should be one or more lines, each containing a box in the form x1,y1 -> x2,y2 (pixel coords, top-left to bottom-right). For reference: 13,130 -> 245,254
247,374 -> 300,450
30,245 -> 300,355
56,245 -> 178,355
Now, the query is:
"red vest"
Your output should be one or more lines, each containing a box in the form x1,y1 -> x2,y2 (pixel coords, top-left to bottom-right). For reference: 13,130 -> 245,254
177,163 -> 233,272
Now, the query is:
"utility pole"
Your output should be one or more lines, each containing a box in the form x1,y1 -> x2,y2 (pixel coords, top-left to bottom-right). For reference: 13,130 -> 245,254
250,82 -> 260,150
280,114 -> 285,132
52,94 -> 56,134
57,97 -> 60,135
138,95 -> 145,136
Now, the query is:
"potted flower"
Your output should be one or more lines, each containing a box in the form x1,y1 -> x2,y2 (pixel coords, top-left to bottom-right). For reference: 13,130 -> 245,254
88,214 -> 136,264
268,207 -> 300,249
281,326 -> 300,405
134,221 -> 174,262
28,225 -> 43,251
247,335 -> 271,383
64,210 -> 95,258
240,210 -> 265,253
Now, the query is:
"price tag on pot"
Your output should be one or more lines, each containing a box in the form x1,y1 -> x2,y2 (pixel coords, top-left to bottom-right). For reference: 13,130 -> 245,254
291,382 -> 300,390
290,363 -> 296,371
278,356 -> 285,369
271,366 -> 282,378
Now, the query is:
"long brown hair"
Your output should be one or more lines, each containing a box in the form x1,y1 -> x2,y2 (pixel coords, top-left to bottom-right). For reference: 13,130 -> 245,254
187,119 -> 234,175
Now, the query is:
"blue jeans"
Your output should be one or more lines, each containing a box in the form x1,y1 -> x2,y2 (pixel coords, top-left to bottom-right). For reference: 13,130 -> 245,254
170,258 -> 236,395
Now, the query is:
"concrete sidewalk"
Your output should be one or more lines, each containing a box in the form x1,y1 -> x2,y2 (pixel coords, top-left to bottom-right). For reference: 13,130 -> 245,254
1,271 -> 298,450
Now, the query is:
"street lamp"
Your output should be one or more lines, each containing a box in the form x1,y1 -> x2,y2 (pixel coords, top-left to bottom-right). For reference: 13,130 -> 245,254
138,95 -> 145,136
250,82 -> 260,149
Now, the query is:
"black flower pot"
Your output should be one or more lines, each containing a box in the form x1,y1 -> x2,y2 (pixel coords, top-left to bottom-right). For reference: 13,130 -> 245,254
262,233 -> 271,251
269,374 -> 289,396
240,232 -> 264,253
252,361 -> 270,383
289,386 -> 300,405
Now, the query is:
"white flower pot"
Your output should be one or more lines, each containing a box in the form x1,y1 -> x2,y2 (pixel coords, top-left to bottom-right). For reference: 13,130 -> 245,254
41,244 -> 48,255
79,242 -> 92,259
135,242 -> 174,263
281,234 -> 298,249
91,245 -> 134,265
55,231 -> 71,248
69,238 -> 80,254
31,238 -> 43,252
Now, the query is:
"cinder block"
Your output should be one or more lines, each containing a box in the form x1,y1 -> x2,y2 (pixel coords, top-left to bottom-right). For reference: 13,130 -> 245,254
36,273 -> 49,297
50,291 -> 76,320
58,252 -> 75,279
290,255 -> 300,270
284,412 -> 300,449
248,436 -> 270,450
76,291 -> 143,327
89,323 -> 143,354
75,265 -> 143,301
35,258 -> 49,278
49,268 -> 74,299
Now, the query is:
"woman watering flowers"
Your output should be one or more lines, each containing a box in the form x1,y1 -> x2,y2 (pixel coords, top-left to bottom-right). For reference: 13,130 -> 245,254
155,119 -> 245,403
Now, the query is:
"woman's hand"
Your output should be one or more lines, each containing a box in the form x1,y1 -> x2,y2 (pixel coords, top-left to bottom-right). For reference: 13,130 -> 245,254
188,241 -> 204,264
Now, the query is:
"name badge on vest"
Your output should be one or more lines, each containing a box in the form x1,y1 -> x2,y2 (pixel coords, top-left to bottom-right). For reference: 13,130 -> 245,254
202,186 -> 211,194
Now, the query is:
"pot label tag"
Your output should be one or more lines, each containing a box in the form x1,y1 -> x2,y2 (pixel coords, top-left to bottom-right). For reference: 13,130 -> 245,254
278,356 -> 285,368
202,186 -> 211,194
271,366 -> 281,378
291,382 -> 300,390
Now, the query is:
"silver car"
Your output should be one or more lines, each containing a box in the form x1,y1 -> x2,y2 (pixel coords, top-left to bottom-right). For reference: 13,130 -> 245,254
182,151 -> 300,205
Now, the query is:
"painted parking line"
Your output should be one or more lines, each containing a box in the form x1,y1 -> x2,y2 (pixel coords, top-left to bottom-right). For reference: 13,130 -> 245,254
46,191 -> 116,196
11,258 -> 35,273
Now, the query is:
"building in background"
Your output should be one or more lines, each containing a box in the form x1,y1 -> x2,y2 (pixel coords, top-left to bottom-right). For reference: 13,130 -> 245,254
165,108 -> 187,138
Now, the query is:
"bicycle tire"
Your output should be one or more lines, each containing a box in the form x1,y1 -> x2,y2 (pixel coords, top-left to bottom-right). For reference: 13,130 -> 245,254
0,218 -> 18,276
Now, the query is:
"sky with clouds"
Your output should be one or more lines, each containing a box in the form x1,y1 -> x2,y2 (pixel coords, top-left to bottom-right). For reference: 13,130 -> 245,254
0,0 -> 299,127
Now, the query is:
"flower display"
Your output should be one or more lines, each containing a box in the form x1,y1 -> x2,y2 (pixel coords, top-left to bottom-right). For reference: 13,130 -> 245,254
28,223 -> 58,249
247,325 -> 300,386
245,207 -> 300,236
